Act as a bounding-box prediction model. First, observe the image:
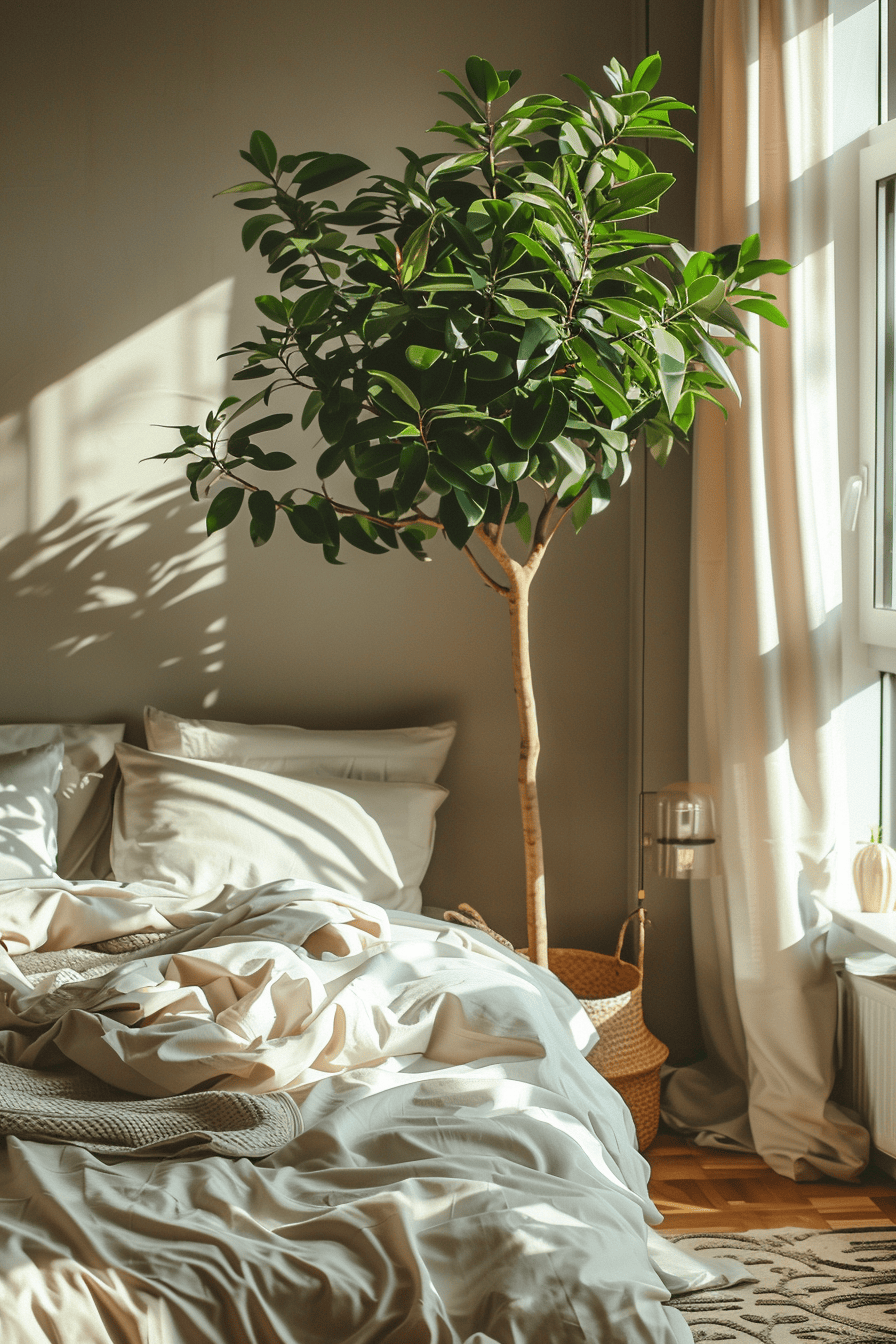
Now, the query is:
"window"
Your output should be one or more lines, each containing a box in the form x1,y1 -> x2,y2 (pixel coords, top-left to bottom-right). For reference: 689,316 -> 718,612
859,122 -> 896,668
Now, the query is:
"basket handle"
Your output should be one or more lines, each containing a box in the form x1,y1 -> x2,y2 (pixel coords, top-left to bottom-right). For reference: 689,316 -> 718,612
614,900 -> 646,972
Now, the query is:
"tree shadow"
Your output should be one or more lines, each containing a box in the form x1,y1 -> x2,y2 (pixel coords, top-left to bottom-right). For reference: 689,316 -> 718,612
0,482 -> 227,737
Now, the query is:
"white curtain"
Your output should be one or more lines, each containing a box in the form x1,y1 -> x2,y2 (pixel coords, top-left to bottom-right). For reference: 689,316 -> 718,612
660,0 -> 870,1181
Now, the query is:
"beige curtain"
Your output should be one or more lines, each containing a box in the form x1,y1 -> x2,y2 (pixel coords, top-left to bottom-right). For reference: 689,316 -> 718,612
660,0 -> 869,1181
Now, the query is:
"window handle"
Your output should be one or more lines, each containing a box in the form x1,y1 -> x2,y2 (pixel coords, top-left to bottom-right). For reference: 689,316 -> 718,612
842,468 -> 868,532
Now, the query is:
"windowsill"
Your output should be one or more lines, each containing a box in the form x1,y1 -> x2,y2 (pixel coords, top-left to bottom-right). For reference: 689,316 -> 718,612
825,905 -> 896,957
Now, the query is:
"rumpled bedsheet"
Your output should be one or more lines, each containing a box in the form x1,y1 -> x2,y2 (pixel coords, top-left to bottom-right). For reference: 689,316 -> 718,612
0,877 -> 694,1344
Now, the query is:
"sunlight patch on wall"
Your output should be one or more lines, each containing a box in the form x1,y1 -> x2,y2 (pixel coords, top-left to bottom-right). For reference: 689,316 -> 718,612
0,282 -> 235,718
20,278 -> 234,533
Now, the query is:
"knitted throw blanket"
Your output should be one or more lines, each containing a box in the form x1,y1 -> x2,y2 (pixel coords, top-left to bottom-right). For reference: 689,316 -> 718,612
1,933 -> 302,1159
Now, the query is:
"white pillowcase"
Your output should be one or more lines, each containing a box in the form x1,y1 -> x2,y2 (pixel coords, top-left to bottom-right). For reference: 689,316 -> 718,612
0,723 -> 125,878
144,706 -> 456,783
0,738 -> 65,879
111,745 -> 444,911
285,772 -> 446,909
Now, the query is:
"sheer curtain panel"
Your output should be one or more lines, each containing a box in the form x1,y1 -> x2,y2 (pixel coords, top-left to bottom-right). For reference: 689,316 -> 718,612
660,0 -> 869,1182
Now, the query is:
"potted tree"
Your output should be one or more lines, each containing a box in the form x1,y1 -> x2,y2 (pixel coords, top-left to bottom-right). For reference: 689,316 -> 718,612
153,54 -> 787,968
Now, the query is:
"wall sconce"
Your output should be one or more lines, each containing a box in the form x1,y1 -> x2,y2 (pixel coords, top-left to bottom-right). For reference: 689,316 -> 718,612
641,783 -> 718,880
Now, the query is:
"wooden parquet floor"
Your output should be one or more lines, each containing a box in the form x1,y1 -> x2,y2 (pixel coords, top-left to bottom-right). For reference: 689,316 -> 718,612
646,1131 -> 896,1232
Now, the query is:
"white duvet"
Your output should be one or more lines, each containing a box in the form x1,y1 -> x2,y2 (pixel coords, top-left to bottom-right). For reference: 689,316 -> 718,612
0,877 -> 697,1343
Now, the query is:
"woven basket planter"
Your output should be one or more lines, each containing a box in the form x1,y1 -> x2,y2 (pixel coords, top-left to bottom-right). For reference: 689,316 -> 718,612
446,905 -> 668,1151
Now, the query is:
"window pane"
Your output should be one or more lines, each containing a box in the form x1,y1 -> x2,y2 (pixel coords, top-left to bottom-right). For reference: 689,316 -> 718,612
876,174 -> 896,608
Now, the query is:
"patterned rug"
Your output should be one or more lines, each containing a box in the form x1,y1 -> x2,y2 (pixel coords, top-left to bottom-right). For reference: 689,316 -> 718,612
668,1227 -> 896,1342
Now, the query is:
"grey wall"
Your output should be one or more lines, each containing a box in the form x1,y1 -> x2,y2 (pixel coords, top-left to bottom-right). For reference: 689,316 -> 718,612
0,0 -> 703,1060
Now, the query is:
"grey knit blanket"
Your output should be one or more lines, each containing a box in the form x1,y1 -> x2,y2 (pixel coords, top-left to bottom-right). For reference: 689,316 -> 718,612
1,933 -> 303,1159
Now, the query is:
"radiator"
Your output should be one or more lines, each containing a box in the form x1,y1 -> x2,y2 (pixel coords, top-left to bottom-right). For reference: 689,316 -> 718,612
838,969 -> 896,1173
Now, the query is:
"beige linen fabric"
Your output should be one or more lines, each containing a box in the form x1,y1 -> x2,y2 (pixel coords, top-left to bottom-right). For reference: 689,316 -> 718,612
661,0 -> 868,1180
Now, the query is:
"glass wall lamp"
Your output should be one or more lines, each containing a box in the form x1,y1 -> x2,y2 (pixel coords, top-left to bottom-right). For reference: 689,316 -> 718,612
641,784 -> 719,883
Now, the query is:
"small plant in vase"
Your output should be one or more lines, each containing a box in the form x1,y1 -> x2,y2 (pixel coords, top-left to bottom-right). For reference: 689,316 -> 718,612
153,54 -> 788,967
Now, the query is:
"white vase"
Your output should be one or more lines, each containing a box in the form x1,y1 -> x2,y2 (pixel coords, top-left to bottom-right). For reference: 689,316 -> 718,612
852,842 -> 896,913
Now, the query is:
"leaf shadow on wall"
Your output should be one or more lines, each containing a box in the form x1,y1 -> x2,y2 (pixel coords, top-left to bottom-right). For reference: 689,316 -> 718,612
0,482 -> 227,735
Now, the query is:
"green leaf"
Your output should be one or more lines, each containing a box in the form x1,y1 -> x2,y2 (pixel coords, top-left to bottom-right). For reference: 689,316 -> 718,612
248,489 -> 276,546
291,153 -> 369,196
301,390 -> 323,430
465,56 -> 503,103
439,87 -> 485,120
316,442 -> 347,479
368,369 -> 420,413
733,296 -> 789,327
351,478 -> 378,513
230,412 -> 293,442
698,336 -> 741,404
393,442 -> 429,512
232,363 -> 277,380
287,503 -> 328,545
515,318 -> 558,378
233,196 -> 277,211
406,345 -> 444,370
438,489 -> 477,548
569,338 -> 631,419
604,173 -> 675,214
510,385 -> 569,451
307,495 -> 341,550
435,429 -> 497,486
145,446 -> 192,461
631,52 -> 662,92
513,502 -> 532,545
427,151 -> 487,184
338,515 -> 390,554
399,529 -> 433,562
687,275 -> 726,316
291,286 -> 333,328
255,451 -> 296,471
646,422 -> 674,465
400,213 -> 439,286
735,258 -> 792,282
255,294 -> 288,325
248,131 -> 277,175
353,442 -> 403,479
651,326 -> 687,416
594,425 -> 630,455
241,214 -> 284,251
206,486 -> 245,534
319,386 -> 362,445
506,232 -> 561,271
739,233 -> 761,266
571,477 -> 611,532
713,299 -> 750,340
363,301 -> 411,340
550,435 -> 588,480
489,431 -> 529,482
215,180 -> 273,196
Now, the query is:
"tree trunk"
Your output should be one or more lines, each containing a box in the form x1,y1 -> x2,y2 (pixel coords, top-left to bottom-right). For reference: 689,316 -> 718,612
507,568 -> 548,967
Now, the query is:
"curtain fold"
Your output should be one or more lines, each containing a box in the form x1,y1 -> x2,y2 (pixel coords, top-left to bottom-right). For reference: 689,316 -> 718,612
660,0 -> 870,1182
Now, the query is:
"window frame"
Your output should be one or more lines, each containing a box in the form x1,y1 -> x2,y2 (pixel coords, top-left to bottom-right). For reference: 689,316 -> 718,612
859,121 -> 896,669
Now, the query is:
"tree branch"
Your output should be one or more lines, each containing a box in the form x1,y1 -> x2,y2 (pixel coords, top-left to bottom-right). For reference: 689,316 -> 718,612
303,488 -> 445,531
462,543 -> 508,595
532,493 -> 558,550
494,494 -> 513,549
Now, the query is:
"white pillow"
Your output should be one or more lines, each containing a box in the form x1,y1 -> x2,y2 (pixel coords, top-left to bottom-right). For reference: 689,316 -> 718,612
0,723 -> 125,878
144,705 -> 456,783
0,738 -> 65,879
111,745 -> 439,910
286,773 -> 446,909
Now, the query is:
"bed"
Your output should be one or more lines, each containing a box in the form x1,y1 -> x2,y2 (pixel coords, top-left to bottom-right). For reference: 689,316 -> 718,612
0,709 -> 733,1343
